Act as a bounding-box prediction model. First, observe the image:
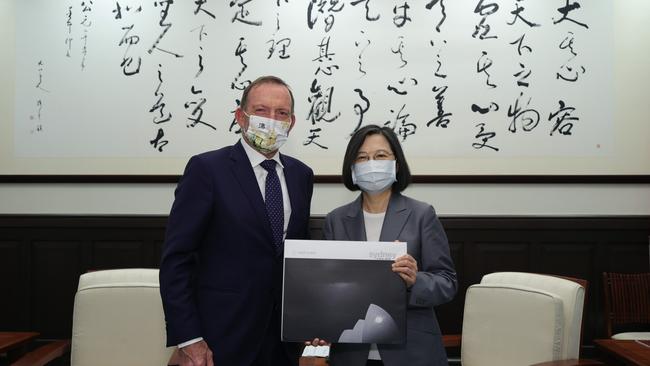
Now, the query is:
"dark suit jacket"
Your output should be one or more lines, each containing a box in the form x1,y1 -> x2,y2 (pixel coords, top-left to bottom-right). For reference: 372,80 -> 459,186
323,192 -> 457,366
160,141 -> 313,366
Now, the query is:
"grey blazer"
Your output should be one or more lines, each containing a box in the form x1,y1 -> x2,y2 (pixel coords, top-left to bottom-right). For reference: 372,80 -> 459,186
323,192 -> 457,366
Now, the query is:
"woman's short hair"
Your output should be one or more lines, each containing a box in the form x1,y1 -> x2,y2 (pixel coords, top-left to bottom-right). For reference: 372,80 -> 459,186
342,124 -> 411,192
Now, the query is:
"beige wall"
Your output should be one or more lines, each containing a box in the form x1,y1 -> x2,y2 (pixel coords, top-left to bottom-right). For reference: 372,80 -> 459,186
0,183 -> 648,216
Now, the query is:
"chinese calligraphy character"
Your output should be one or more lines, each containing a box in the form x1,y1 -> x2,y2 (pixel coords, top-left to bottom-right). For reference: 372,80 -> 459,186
148,0 -> 183,58
471,102 -> 499,114
194,0 -> 216,19
391,36 -> 407,69
473,0 -> 499,40
267,38 -> 292,59
431,39 -> 448,79
393,2 -> 411,28
150,128 -> 168,152
548,100 -> 579,135
507,0 -> 540,27
351,0 -> 379,22
304,127 -> 328,149
556,32 -> 586,82
231,0 -> 262,26
507,92 -> 540,132
425,0 -> 447,32
308,0 -> 344,32
510,34 -> 532,56
385,104 -> 416,141
514,62 -> 531,87
472,123 -> 499,151
231,37 -> 250,91
355,31 -> 371,77
351,88 -> 370,135
119,25 -> 142,76
477,51 -> 496,88
553,0 -> 589,29
307,79 -> 340,125
427,86 -> 452,128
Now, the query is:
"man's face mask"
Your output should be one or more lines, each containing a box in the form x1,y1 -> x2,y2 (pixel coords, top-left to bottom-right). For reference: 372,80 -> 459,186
244,113 -> 292,154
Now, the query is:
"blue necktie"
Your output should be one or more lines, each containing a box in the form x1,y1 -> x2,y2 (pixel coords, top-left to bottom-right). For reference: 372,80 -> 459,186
260,159 -> 284,256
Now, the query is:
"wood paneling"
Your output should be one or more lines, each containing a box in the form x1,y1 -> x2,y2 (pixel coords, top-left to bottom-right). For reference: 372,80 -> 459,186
91,241 -> 148,269
0,240 -> 27,330
31,241 -> 82,337
0,215 -> 648,354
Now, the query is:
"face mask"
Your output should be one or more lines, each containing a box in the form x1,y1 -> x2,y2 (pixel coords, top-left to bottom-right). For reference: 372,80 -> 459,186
244,113 -> 291,154
352,160 -> 397,195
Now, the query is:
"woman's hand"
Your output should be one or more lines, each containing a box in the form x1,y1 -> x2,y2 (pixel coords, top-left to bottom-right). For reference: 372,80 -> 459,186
304,338 -> 330,347
392,254 -> 418,288
302,339 -> 331,358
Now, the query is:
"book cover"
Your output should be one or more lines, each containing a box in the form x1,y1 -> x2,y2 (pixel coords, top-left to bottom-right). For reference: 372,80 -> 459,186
282,240 -> 407,344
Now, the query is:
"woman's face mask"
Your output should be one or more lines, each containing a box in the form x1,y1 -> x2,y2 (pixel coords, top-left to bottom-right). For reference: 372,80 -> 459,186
352,160 -> 397,195
244,113 -> 292,154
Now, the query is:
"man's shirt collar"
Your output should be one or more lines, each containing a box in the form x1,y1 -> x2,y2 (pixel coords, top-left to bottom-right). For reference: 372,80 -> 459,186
240,138 -> 284,169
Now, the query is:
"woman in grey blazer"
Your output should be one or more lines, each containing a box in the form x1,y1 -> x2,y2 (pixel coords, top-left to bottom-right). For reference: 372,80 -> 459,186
320,125 -> 457,366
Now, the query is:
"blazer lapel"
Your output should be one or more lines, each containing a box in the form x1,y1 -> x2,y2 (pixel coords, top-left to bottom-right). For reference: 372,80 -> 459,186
230,141 -> 273,241
281,154 -> 300,237
342,195 -> 367,241
379,193 -> 411,241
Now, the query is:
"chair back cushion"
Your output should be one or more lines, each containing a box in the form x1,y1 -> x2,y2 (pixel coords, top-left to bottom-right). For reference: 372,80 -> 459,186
71,268 -> 174,366
481,272 -> 584,359
461,284 -> 564,366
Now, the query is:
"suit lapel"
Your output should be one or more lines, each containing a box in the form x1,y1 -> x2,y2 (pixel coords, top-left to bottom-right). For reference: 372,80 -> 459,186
342,195 -> 367,241
379,193 -> 411,241
230,141 -> 273,241
281,154 -> 300,236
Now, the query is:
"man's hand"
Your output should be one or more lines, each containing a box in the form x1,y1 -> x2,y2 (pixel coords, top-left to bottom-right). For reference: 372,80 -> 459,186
178,340 -> 214,366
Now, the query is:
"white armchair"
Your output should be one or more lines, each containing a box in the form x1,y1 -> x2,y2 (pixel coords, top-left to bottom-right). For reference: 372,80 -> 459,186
460,272 -> 600,366
70,268 -> 175,366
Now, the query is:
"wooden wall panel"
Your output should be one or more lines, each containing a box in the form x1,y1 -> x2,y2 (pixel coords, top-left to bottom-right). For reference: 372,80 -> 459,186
601,241 -> 650,272
0,240 -> 27,330
537,243 -> 595,279
473,242 -> 531,278
0,215 -> 647,350
31,241 -> 83,337
91,241 -> 149,270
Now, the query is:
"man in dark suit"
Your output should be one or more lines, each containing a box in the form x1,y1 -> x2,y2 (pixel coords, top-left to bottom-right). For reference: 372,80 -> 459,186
160,76 -> 314,366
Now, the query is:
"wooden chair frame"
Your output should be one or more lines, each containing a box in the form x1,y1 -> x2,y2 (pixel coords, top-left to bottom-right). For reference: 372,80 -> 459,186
602,272 -> 650,338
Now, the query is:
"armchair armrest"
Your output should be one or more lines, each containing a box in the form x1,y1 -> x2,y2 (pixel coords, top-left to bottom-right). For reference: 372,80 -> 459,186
443,334 -> 461,348
529,359 -> 604,366
299,356 -> 328,366
10,339 -> 70,366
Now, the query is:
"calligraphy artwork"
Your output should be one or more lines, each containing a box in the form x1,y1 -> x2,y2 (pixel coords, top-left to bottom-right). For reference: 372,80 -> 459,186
14,0 -> 612,164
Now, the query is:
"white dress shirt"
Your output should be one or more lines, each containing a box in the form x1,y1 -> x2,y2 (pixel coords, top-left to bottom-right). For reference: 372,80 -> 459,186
363,210 -> 386,361
241,139 -> 292,237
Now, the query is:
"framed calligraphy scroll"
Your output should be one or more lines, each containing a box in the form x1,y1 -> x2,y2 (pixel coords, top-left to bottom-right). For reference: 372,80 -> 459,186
2,0 -> 649,183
